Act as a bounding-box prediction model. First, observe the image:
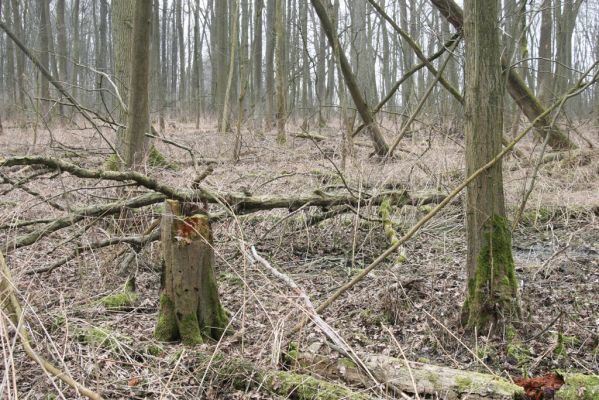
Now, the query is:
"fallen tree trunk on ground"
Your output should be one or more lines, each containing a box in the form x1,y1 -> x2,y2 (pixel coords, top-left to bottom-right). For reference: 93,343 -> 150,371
287,349 -> 599,400
195,351 -> 374,399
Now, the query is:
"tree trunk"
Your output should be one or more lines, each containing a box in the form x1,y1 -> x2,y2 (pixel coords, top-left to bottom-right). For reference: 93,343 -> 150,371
155,200 -> 229,345
176,0 -> 186,115
461,0 -> 519,332
275,0 -> 286,143
112,0 -> 135,160
537,0 -> 553,105
310,0 -> 389,156
253,0 -> 264,131
70,0 -> 80,103
430,0 -> 577,151
123,0 -> 152,167
38,0 -> 51,118
265,0 -> 275,128
214,0 -> 228,127
56,0 -> 68,85
10,0 -> 25,111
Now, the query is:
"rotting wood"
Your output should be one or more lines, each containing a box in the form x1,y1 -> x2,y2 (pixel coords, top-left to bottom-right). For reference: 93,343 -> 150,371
193,351 -> 373,400
288,349 -> 524,400
154,200 -> 228,345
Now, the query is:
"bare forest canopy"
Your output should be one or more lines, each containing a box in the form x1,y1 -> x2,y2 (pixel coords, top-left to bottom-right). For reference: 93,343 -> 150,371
1,0 -> 599,399
0,0 -> 598,123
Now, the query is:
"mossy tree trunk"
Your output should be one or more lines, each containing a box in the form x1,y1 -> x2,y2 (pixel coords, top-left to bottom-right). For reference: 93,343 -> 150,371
461,0 -> 520,332
155,200 -> 229,345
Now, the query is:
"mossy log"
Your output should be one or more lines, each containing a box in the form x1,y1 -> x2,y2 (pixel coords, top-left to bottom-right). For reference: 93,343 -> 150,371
288,350 -> 524,400
194,352 -> 373,399
295,132 -> 327,142
154,200 -> 229,345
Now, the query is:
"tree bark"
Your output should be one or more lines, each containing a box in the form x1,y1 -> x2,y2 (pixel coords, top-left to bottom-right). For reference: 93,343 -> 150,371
461,0 -> 519,332
310,0 -> 389,156
38,0 -> 51,118
275,0 -> 286,143
253,0 -> 264,131
154,200 -> 228,344
123,0 -> 152,167
430,0 -> 577,151
112,0 -> 135,157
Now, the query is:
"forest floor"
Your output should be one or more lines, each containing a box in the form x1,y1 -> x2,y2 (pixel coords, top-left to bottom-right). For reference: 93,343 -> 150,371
0,117 -> 598,399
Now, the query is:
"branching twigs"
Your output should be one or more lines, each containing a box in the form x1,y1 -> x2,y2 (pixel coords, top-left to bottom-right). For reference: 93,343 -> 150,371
4,193 -> 165,252
0,21 -> 122,161
249,246 -> 385,395
26,228 -> 160,274
0,251 -> 104,400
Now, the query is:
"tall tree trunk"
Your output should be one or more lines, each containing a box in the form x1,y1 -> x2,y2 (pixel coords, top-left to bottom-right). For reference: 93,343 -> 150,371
112,0 -> 135,160
3,0 -> 15,110
151,0 -> 161,118
265,0 -> 275,128
300,0 -> 310,128
56,0 -> 68,84
38,0 -> 51,118
310,0 -> 389,156
316,4 -> 327,126
176,0 -> 186,116
553,0 -> 583,100
96,0 -> 108,110
430,0 -> 577,151
10,0 -> 26,110
220,0 -> 240,135
275,0 -> 286,143
70,0 -> 80,103
154,200 -> 229,345
160,0 -> 167,130
123,0 -> 152,167
214,0 -> 228,128
398,0 -> 414,116
461,0 -> 519,332
253,0 -> 264,131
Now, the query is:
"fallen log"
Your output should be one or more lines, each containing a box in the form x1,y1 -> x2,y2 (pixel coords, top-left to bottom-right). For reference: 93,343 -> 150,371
288,349 -> 523,399
288,348 -> 599,400
193,351 -> 373,399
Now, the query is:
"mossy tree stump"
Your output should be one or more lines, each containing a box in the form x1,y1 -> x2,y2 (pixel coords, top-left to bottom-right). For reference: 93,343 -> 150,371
154,200 -> 229,345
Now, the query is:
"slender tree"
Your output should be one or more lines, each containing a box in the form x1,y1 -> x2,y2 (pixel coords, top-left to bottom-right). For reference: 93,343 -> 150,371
275,0 -> 286,143
123,0 -> 152,167
461,0 -> 519,332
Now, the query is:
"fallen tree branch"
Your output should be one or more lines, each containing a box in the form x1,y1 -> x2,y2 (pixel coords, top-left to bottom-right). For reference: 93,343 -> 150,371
0,251 -> 104,400
193,350 -> 373,399
4,193 -> 165,252
26,228 -> 161,274
249,246 -> 386,396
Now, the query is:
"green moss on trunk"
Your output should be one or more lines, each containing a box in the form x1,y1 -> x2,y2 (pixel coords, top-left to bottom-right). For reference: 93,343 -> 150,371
463,214 -> 520,332
154,293 -> 179,341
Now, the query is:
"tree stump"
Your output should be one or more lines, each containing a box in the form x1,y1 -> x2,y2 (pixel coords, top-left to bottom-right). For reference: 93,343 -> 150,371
154,200 -> 229,345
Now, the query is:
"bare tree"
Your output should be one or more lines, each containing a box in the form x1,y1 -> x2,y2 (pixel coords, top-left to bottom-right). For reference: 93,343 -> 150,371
461,0 -> 519,331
